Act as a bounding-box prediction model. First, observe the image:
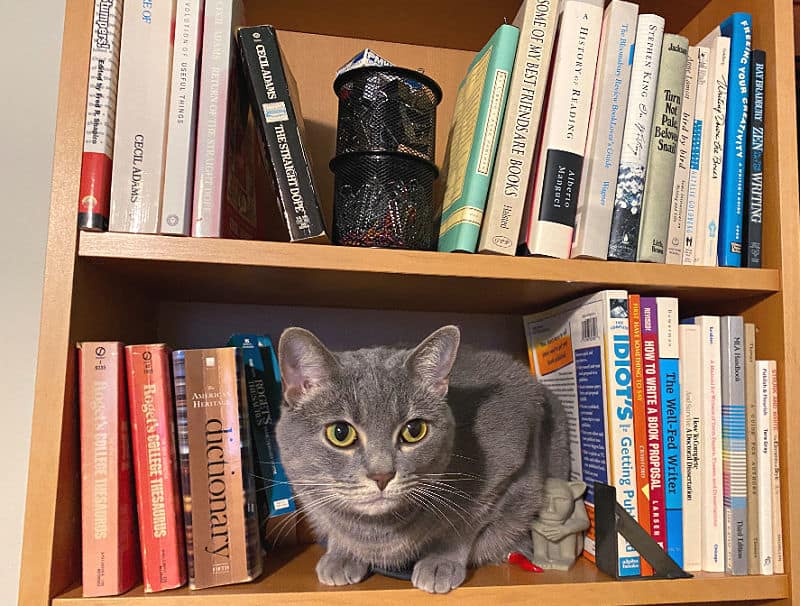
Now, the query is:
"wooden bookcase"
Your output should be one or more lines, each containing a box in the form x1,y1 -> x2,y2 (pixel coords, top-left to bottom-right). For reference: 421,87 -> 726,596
18,0 -> 800,604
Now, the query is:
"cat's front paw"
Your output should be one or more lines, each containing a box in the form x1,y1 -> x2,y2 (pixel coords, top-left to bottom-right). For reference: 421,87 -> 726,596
316,552 -> 370,586
412,556 -> 467,594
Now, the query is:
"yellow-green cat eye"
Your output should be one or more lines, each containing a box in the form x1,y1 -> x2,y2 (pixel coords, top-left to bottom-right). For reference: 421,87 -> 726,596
401,419 -> 428,444
325,422 -> 357,447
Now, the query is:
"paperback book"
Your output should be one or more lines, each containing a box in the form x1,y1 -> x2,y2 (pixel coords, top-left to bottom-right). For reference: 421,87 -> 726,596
756,359 -> 774,575
744,323 -> 761,574
768,362 -> 784,573
745,50 -> 766,268
679,323 -> 702,571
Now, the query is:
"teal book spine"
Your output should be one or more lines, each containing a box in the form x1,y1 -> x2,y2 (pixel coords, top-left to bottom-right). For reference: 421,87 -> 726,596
438,24 -> 519,253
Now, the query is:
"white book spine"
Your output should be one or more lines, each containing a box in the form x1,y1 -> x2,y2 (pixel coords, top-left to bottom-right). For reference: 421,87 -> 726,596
478,0 -> 559,255
744,323 -> 760,574
695,36 -> 730,266
682,47 -> 709,265
109,0 -> 176,233
665,46 -> 699,264
525,0 -> 603,259
756,360 -> 774,575
679,323 -> 702,571
160,0 -> 204,235
769,362 -> 784,573
570,1 -> 638,259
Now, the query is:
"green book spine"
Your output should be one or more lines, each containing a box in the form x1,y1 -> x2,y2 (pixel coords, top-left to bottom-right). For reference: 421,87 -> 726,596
438,24 -> 519,253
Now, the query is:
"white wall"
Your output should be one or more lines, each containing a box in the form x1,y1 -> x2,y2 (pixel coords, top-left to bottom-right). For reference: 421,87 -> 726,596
0,0 -> 66,602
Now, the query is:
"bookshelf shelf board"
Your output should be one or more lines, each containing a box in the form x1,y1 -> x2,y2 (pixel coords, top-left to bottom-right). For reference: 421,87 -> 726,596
79,232 -> 781,313
53,544 -> 789,606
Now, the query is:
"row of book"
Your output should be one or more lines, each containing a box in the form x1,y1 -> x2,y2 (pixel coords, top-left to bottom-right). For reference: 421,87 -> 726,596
524,293 -> 783,576
442,1 -> 765,268
79,0 -> 326,242
78,336 -> 295,596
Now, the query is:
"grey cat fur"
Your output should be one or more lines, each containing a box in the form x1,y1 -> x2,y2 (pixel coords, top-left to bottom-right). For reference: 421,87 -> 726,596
275,325 -> 570,594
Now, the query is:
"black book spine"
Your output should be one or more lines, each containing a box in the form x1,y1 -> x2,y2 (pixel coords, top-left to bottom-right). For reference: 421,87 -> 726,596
237,26 -> 327,242
745,50 -> 765,268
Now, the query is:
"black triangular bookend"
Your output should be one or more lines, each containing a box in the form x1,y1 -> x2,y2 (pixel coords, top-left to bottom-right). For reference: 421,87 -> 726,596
594,482 -> 693,580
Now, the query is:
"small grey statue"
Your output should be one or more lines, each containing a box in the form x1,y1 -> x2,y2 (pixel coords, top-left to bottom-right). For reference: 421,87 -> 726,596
531,478 -> 590,571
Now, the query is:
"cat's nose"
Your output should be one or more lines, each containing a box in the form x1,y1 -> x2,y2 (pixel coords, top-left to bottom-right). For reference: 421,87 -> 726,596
367,471 -> 395,491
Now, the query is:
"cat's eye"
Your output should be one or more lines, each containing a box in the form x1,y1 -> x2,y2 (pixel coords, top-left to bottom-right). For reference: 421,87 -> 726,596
325,422 -> 357,447
400,419 -> 428,444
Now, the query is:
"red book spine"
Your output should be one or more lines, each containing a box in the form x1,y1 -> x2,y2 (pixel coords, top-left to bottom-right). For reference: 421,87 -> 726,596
640,298 -> 667,553
78,342 -> 139,597
126,344 -> 187,592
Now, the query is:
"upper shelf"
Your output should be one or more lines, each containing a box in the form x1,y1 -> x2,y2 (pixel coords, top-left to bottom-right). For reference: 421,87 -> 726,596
78,233 -> 780,313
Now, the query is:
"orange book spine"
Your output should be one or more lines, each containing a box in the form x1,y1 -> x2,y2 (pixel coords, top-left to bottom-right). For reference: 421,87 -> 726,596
629,295 -> 653,576
126,344 -> 187,592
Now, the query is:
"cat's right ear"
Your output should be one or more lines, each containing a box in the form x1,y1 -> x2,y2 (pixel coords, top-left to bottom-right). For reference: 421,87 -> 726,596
278,328 -> 339,409
405,325 -> 461,397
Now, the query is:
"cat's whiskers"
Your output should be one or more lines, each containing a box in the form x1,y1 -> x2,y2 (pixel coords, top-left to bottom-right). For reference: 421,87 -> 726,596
412,485 -> 473,527
405,489 -> 461,536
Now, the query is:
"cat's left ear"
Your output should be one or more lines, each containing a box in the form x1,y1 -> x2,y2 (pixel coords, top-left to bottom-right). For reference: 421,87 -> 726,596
405,325 -> 461,397
568,481 -> 587,500
278,327 -> 340,409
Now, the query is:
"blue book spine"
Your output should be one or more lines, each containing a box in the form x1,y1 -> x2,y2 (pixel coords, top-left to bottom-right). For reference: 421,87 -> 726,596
717,13 -> 752,266
660,351 -> 683,566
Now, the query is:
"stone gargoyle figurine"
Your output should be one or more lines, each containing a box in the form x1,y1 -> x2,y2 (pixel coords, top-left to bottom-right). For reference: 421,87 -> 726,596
531,478 -> 590,571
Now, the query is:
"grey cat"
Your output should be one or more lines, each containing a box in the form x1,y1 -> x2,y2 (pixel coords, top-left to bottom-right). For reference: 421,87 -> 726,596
275,325 -> 570,594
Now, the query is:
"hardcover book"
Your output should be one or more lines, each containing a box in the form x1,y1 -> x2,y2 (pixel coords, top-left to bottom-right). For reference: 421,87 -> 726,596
755,359 -> 774,575
438,24 -> 519,253
109,0 -> 175,233
478,0 -> 559,255
173,347 -> 263,589
744,323 -> 761,574
125,344 -> 186,592
679,323 -> 702,571
570,0 -> 638,260
606,14 -> 665,261
521,0 -> 603,258
237,26 -> 328,243
768,361 -> 784,573
78,0 -> 123,232
637,35 -> 689,263
78,342 -> 139,597
745,50 -> 766,268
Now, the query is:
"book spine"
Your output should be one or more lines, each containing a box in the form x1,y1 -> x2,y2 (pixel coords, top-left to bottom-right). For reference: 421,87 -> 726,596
637,35 -> 689,263
570,1 -> 638,260
607,15 -> 665,261
79,343 -> 139,597
744,323 -> 761,574
523,1 -> 603,259
78,0 -> 124,232
745,50 -> 766,268
237,26 -> 328,242
755,360 -> 774,575
160,0 -> 203,235
769,362 -> 784,573
125,345 -> 186,592
478,0 -> 559,255
720,316 -> 747,575
109,0 -> 175,233
682,47 -> 710,265
679,323 -> 702,571
718,14 -> 752,267
666,47 -> 699,264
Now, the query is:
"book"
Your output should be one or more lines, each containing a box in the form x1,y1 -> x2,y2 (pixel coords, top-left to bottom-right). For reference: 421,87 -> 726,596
682,316 -> 724,572
606,15 -> 665,261
78,342 -> 139,597
666,46 -> 700,264
694,36 -> 730,266
715,14 -> 753,267
745,50 -> 766,268
236,26 -> 328,243
78,0 -> 123,232
755,360 -> 774,575
744,323 -> 761,574
109,0 -> 175,233
173,347 -> 263,589
768,361 -> 784,573
524,291 -> 640,577
160,0 -> 204,235
438,24 -> 519,253
569,1 -> 638,260
520,1 -> 603,258
720,316 -> 747,575
125,344 -> 186,592
679,323 -> 702,571
682,47 -> 710,265
478,0 -> 558,255
637,35 -> 689,263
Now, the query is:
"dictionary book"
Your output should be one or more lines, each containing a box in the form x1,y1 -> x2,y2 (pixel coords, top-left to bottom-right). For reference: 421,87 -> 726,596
78,342 -> 139,597
745,50 -> 766,268
173,347 -> 263,589
125,344 -> 186,592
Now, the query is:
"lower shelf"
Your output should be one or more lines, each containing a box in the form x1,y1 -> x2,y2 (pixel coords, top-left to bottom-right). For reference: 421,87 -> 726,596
53,544 -> 788,605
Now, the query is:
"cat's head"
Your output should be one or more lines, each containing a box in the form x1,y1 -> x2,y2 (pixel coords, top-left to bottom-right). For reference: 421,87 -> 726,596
275,326 -> 460,516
